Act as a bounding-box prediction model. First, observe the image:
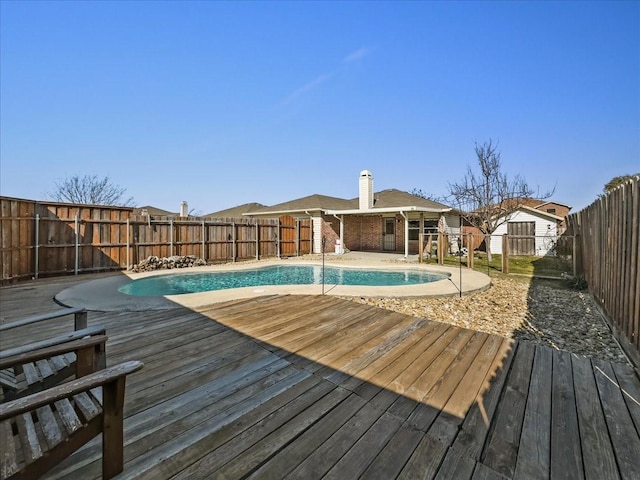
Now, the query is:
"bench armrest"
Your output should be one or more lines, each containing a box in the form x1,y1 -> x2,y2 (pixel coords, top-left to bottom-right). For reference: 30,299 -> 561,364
0,335 -> 108,370
0,325 -> 106,360
0,360 -> 143,420
0,307 -> 87,332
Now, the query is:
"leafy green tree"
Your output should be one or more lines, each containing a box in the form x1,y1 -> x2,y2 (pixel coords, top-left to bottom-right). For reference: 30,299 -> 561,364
49,174 -> 136,207
603,174 -> 639,194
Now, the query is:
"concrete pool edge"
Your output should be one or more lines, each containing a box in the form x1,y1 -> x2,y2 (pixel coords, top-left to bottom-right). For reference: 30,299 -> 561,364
54,256 -> 491,312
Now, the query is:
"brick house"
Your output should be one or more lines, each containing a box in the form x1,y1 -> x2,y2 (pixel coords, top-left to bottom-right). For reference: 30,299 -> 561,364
244,171 -> 457,257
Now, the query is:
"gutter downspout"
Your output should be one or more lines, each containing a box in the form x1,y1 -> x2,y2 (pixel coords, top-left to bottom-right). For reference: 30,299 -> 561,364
400,211 -> 409,258
332,214 -> 344,254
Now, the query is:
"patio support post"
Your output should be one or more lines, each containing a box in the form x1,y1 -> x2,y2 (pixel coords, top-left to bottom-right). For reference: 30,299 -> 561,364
331,214 -> 345,254
419,213 -> 424,263
400,211 -> 409,258
34,214 -> 40,279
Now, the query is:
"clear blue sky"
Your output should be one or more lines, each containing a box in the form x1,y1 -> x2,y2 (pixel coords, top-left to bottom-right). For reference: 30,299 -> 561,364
1,1 -> 638,214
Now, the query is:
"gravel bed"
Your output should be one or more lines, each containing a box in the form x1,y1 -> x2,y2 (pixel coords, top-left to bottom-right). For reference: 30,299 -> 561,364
346,277 -> 631,366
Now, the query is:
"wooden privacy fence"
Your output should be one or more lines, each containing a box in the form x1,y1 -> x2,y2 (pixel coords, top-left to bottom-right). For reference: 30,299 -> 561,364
566,176 -> 639,367
129,214 -> 310,265
1,197 -> 312,284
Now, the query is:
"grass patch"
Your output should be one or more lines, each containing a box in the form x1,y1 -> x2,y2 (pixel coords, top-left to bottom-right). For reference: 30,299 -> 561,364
423,252 -> 571,278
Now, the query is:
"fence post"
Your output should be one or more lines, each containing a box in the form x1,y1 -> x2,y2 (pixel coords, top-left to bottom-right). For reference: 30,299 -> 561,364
418,233 -> 424,263
502,233 -> 509,274
126,219 -> 130,270
573,233 -> 582,277
202,219 -> 206,262
437,233 -> 444,265
170,218 -> 174,256
296,219 -> 300,257
232,222 -> 237,262
34,214 -> 40,279
74,214 -> 79,275
467,233 -> 474,269
256,221 -> 260,261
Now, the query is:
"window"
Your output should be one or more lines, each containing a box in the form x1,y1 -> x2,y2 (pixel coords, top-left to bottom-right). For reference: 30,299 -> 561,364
385,218 -> 395,235
408,220 -> 438,241
546,208 -> 556,215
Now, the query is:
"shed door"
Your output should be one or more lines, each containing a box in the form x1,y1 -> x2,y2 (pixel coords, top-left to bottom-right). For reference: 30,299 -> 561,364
507,222 -> 535,255
383,218 -> 396,251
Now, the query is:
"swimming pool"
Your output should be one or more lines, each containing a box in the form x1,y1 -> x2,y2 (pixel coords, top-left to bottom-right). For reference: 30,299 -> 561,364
118,265 -> 449,296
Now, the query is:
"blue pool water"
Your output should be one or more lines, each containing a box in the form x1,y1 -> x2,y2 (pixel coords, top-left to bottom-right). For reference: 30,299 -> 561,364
119,265 -> 448,296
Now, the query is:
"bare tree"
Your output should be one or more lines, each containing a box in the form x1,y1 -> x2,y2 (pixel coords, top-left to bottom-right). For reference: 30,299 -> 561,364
49,174 -> 136,207
447,139 -> 553,261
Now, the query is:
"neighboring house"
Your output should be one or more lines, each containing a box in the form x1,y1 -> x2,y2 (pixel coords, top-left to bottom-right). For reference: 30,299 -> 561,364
134,201 -> 196,218
133,205 -> 178,217
461,198 -> 572,255
488,206 -> 566,256
246,170 -> 456,257
510,198 -> 572,233
205,202 -> 267,218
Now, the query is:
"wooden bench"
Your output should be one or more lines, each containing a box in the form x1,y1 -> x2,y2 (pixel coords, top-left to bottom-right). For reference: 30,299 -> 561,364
0,329 -> 107,402
0,360 -> 144,480
1,308 -> 106,402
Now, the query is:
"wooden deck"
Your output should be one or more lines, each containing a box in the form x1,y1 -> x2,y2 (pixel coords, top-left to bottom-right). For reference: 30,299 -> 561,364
1,276 -> 639,479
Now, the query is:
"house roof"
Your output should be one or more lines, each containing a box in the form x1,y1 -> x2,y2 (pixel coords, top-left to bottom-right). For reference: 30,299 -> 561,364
247,190 -> 452,217
534,200 -> 572,210
517,205 -> 565,221
205,202 -> 266,218
133,205 -> 177,216
469,198 -> 571,220
247,194 -> 355,216
326,189 -> 451,215
365,189 -> 451,210
505,198 -> 572,211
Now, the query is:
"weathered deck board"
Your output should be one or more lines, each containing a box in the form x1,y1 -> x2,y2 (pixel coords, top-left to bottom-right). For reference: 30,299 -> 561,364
513,345 -> 552,479
1,276 -> 639,480
592,359 -> 640,480
481,341 -> 535,478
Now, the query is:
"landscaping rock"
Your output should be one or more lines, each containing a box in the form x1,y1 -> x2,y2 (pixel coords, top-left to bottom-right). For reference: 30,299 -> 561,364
346,277 -> 631,366
130,255 -> 206,272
